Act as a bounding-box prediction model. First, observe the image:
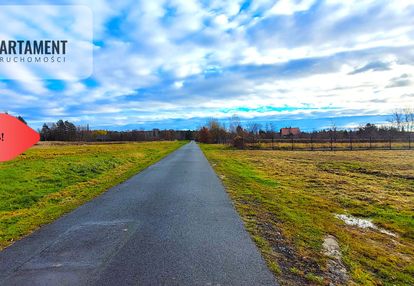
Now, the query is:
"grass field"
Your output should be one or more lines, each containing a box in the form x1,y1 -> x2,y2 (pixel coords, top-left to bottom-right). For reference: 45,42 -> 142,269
201,145 -> 414,286
0,141 -> 185,250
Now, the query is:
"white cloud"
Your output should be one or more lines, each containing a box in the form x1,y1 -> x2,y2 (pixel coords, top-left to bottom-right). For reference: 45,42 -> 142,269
173,81 -> 184,89
2,0 -> 414,129
268,0 -> 316,15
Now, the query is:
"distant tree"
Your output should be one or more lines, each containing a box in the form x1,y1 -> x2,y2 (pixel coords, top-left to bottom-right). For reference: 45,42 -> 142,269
388,107 -> 414,133
236,125 -> 244,136
246,121 -> 261,143
184,130 -> 193,140
65,121 -> 77,141
56,120 -> 66,140
403,107 -> 414,132
356,123 -> 379,139
40,124 -> 51,141
17,116 -> 27,125
265,122 -> 278,140
197,127 -> 210,143
207,119 -> 226,143
329,120 -> 337,142
232,135 -> 245,149
92,130 -> 108,141
389,109 -> 404,131
246,122 -> 261,135
229,115 -> 241,134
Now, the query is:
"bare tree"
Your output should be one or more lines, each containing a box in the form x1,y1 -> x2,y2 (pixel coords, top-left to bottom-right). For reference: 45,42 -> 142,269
329,120 -> 337,145
229,114 -> 241,134
244,121 -> 260,145
206,118 -> 227,144
403,107 -> 414,132
389,109 -> 404,131
246,122 -> 261,135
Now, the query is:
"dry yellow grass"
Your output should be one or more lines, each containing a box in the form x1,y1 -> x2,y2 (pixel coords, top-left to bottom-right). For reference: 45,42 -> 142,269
246,141 -> 411,151
202,144 -> 414,286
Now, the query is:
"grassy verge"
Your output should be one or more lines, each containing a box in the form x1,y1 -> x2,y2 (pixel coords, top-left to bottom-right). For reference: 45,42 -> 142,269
201,144 -> 414,286
0,141 -> 186,249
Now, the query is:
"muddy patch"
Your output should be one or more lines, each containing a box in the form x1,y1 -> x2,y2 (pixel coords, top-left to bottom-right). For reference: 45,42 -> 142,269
256,218 -> 324,286
322,235 -> 349,285
335,214 -> 397,237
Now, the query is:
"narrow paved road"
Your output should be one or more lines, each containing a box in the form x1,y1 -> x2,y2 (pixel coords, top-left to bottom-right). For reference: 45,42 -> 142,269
0,142 -> 277,286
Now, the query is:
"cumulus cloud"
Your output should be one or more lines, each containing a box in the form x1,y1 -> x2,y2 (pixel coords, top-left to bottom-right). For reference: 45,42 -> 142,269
1,0 -> 414,129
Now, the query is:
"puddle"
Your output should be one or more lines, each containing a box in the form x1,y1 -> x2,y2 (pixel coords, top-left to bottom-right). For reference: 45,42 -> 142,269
335,214 -> 397,237
335,214 -> 375,228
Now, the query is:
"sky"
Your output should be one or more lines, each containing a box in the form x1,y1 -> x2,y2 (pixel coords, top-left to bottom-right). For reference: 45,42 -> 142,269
1,0 -> 414,131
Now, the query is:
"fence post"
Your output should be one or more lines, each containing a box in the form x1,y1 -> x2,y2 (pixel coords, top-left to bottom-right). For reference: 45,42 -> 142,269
409,135 -> 411,150
349,131 -> 353,151
330,137 -> 333,151
389,137 -> 392,150
291,137 -> 294,151
272,135 -> 274,150
369,136 -> 372,150
311,134 -> 314,151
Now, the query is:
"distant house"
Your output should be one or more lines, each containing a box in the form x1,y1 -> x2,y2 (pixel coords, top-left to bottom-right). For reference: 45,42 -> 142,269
280,127 -> 300,137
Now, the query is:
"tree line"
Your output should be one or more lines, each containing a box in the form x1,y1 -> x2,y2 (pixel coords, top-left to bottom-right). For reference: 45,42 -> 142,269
39,120 -> 194,142
196,108 -> 414,148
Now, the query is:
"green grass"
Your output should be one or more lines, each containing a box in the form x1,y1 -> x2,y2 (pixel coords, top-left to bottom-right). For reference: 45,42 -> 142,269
0,141 -> 186,249
201,144 -> 414,286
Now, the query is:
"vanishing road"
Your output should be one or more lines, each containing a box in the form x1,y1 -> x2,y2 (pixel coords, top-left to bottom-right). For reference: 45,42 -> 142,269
0,141 -> 277,286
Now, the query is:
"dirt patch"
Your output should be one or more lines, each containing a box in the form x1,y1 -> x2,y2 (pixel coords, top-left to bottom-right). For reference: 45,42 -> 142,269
256,217 -> 325,286
322,235 -> 349,285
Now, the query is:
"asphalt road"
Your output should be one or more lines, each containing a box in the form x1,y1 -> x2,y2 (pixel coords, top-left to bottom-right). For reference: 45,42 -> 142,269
0,141 -> 277,286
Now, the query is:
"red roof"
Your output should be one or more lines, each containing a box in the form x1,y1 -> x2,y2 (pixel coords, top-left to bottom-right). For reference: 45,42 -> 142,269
280,128 -> 300,136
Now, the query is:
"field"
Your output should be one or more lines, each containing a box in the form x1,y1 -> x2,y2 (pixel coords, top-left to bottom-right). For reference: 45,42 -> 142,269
0,141 -> 185,249
201,145 -> 414,286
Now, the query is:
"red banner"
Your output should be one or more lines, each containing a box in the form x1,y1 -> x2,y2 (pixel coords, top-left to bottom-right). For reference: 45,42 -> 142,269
0,114 -> 40,162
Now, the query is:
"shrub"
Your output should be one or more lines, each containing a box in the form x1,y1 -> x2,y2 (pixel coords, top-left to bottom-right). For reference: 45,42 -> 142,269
232,135 -> 245,149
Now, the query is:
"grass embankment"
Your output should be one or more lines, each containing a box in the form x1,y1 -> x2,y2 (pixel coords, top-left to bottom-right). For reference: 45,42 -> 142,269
0,141 -> 186,249
201,144 -> 414,286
